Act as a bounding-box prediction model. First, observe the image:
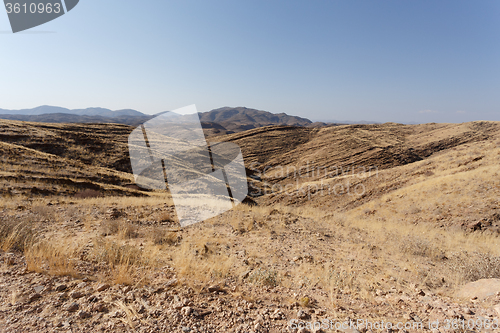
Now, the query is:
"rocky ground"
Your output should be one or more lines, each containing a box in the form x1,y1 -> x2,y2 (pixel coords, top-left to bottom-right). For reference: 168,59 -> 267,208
1,120 -> 500,332
1,251 -> 500,332
1,206 -> 500,333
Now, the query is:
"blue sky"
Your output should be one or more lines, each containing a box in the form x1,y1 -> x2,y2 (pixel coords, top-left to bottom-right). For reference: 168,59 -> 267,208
1,0 -> 499,123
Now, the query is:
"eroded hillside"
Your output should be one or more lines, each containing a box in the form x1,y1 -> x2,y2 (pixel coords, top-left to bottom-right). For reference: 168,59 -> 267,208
1,120 -> 500,332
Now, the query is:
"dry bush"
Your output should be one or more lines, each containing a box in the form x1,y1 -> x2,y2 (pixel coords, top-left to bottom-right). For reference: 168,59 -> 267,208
31,205 -> 56,222
157,211 -> 174,223
448,251 -> 500,283
400,235 -> 441,258
326,269 -> 358,291
149,228 -> 179,246
248,268 -> 280,287
100,219 -> 139,239
100,219 -> 121,236
299,296 -> 310,307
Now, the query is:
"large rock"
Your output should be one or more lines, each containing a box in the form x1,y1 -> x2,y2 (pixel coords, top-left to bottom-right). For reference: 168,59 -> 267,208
457,278 -> 500,299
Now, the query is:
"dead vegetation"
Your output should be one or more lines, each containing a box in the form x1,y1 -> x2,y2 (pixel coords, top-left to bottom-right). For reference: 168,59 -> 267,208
1,120 -> 500,331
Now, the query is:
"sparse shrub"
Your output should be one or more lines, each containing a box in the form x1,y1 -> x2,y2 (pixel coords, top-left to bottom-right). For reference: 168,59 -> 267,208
248,268 -> 280,287
158,211 -> 173,223
327,269 -> 357,291
150,228 -> 179,245
299,296 -> 310,307
400,236 -> 438,258
100,219 -> 121,236
100,219 -> 138,239
449,251 -> 500,283
31,205 -> 56,221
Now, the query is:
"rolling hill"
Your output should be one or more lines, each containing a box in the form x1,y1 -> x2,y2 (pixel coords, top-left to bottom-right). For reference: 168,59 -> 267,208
1,119 -> 500,332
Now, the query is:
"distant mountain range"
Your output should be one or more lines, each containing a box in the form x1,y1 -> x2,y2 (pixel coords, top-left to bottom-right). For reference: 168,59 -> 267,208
0,105 -> 376,133
0,106 -> 152,126
0,106 -> 144,117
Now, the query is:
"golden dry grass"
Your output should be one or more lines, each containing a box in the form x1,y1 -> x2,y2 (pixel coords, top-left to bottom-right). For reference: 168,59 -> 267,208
1,120 -> 500,316
25,240 -> 80,277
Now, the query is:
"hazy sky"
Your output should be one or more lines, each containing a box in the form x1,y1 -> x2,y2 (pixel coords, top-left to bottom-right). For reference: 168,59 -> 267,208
1,0 -> 499,123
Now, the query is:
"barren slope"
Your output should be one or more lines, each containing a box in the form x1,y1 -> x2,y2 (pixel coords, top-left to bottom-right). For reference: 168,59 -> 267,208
0,120 -> 140,197
1,120 -> 500,332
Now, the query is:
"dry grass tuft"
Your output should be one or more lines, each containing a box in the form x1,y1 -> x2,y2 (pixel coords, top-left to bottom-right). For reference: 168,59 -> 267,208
100,219 -> 139,239
24,240 -> 79,277
88,238 -> 158,285
0,218 -> 37,252
171,238 -> 234,286
149,228 -> 180,246
111,265 -> 135,286
91,238 -> 143,267
114,301 -> 139,329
